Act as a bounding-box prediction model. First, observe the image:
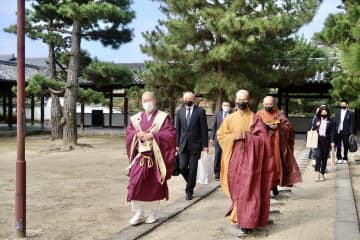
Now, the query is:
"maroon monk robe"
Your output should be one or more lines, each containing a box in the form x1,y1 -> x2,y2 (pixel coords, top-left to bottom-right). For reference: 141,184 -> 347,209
222,114 -> 273,229
277,111 -> 302,186
126,110 -> 176,202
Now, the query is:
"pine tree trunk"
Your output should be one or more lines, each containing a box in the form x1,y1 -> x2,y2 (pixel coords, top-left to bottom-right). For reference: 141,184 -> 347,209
215,88 -> 225,112
63,20 -> 81,146
48,42 -> 63,139
50,93 -> 63,139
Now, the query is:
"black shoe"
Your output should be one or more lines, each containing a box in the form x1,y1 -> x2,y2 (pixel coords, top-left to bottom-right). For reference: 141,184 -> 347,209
215,173 -> 220,181
272,186 -> 279,196
240,228 -> 252,234
186,193 -> 193,201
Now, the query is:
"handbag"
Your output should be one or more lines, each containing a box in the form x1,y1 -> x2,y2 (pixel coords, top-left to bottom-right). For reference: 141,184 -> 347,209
306,130 -> 318,149
349,135 -> 358,153
172,152 -> 180,176
196,152 -> 214,184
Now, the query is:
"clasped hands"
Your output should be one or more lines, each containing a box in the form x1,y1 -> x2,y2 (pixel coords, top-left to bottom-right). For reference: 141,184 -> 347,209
136,131 -> 153,142
234,131 -> 247,141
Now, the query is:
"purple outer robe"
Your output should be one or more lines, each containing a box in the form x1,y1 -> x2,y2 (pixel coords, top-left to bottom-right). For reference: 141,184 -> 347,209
126,110 -> 176,202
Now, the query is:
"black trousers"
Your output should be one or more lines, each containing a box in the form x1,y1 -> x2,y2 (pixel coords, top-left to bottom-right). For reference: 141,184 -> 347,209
179,148 -> 201,195
336,131 -> 350,160
213,141 -> 222,176
315,136 -> 330,175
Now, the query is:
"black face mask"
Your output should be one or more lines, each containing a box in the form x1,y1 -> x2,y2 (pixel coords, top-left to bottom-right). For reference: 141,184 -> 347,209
340,106 -> 347,109
265,106 -> 273,113
185,101 -> 193,107
237,102 -> 248,110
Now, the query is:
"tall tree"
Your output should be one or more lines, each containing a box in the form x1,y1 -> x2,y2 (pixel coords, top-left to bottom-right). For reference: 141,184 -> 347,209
313,0 -> 360,107
142,0 -> 322,111
4,0 -> 70,139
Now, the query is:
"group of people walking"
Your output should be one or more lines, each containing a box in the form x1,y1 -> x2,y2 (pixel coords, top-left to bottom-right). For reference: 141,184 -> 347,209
124,89 -> 347,235
310,100 -> 354,182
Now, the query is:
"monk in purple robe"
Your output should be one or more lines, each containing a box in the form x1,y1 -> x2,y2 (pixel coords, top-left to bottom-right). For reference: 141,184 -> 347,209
217,89 -> 274,235
257,96 -> 301,197
126,91 -> 176,225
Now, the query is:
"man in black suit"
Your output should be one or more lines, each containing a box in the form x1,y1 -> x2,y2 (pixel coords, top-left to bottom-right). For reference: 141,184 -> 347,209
210,101 -> 231,180
176,91 -> 209,200
335,99 -> 354,164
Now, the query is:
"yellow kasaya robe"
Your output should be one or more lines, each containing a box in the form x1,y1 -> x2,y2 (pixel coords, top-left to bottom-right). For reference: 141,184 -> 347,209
217,110 -> 274,228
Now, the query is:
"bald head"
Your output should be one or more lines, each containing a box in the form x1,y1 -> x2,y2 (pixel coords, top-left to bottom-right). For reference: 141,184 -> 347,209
142,91 -> 155,101
183,91 -> 195,107
142,91 -> 156,113
263,96 -> 275,105
263,96 -> 276,113
235,89 -> 250,111
236,89 -> 250,101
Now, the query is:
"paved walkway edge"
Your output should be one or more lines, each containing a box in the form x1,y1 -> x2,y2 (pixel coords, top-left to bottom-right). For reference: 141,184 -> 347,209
111,181 -> 220,240
335,163 -> 360,240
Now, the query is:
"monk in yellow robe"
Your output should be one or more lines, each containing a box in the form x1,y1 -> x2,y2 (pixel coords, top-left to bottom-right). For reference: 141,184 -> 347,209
257,96 -> 302,196
217,90 -> 274,235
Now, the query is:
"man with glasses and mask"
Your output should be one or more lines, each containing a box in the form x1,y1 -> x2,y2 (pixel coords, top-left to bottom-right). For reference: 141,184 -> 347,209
257,96 -> 302,197
335,99 -> 354,164
216,89 -> 273,235
125,91 -> 176,225
176,91 -> 209,200
210,101 -> 232,180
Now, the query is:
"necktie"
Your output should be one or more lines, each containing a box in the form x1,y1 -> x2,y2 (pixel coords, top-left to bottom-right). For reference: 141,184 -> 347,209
186,108 -> 191,126
223,112 -> 227,119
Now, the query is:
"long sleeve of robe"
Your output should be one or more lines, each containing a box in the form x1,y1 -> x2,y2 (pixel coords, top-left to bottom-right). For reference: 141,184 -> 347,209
125,111 -> 176,202
217,111 -> 273,229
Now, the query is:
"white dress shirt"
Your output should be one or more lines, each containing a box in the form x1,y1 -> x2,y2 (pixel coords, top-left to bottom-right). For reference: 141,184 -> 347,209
338,109 -> 347,133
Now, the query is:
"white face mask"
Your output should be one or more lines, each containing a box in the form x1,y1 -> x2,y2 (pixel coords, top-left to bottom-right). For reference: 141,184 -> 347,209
143,102 -> 155,113
222,106 -> 230,113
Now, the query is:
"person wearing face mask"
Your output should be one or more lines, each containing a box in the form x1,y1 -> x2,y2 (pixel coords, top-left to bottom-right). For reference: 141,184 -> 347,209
334,99 -> 354,164
257,96 -> 302,197
216,89 -> 274,235
125,91 -> 176,225
210,101 -> 232,180
311,105 -> 335,181
176,91 -> 209,200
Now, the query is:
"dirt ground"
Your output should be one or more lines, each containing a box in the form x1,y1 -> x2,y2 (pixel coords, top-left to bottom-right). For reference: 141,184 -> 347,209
0,135 -> 186,240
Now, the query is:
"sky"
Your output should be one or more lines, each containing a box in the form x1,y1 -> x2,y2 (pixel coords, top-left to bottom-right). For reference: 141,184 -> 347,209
0,0 -> 343,63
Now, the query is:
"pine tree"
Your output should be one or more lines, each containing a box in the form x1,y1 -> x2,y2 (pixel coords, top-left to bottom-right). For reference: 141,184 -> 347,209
314,0 -> 360,107
142,0 -> 323,111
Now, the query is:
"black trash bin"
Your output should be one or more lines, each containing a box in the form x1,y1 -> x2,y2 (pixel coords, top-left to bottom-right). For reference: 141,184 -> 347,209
92,110 -> 104,127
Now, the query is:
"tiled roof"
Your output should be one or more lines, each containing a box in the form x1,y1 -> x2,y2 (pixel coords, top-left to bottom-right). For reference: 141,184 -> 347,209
0,56 -> 145,86
0,59 -> 48,82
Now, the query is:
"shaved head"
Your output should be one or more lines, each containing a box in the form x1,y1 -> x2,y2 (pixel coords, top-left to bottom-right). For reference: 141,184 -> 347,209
235,89 -> 250,102
142,91 -> 156,101
263,96 -> 275,106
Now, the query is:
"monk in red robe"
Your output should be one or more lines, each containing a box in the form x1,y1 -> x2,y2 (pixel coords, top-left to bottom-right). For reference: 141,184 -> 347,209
217,89 -> 274,235
257,96 -> 302,196
126,91 -> 176,225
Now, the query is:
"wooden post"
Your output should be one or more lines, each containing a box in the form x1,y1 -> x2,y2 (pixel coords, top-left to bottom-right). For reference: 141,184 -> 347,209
80,102 -> 85,130
2,94 -> 7,120
15,0 -> 26,236
30,95 -> 35,126
8,90 -> 13,129
285,92 -> 289,117
40,95 -> 45,129
277,89 -> 282,110
109,91 -> 113,127
124,91 -> 128,128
